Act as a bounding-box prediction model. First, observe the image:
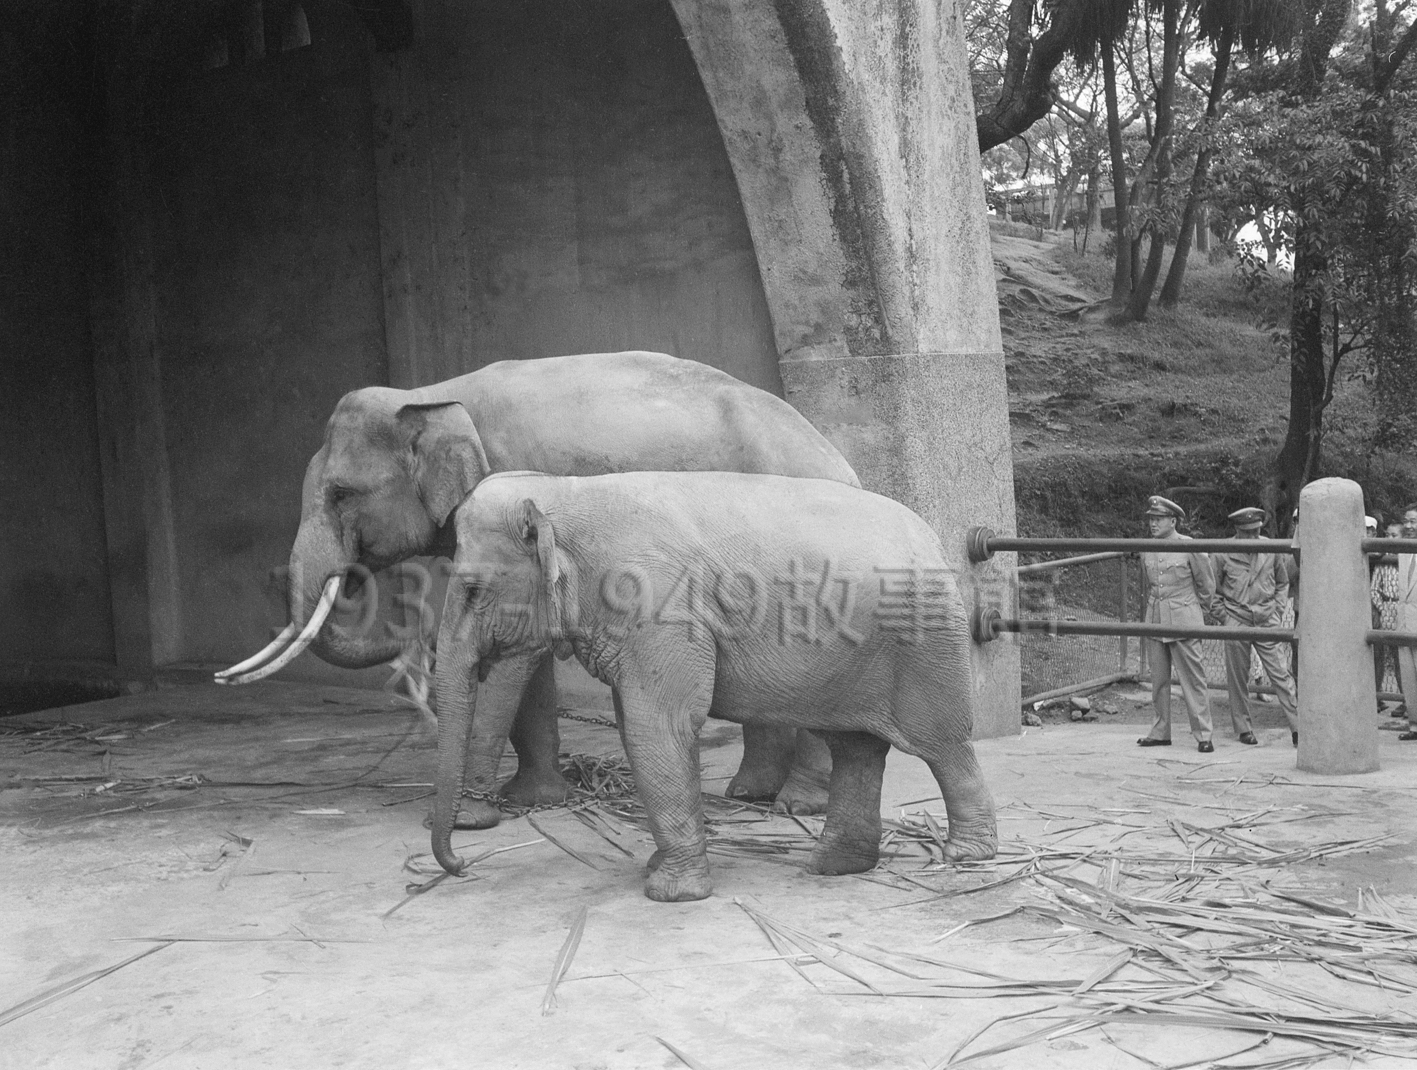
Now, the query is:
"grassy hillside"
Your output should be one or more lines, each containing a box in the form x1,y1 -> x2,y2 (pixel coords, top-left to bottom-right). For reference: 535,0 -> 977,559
994,224 -> 1417,537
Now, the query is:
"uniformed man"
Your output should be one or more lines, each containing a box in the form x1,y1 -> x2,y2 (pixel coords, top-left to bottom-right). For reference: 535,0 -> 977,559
1395,503 -> 1417,742
1211,507 -> 1299,747
1138,496 -> 1217,752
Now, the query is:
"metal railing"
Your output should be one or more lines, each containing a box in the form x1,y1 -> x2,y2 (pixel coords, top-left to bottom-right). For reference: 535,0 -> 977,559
969,526 -> 1417,706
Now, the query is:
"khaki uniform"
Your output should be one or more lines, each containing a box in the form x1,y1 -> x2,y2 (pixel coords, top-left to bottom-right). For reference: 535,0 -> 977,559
1395,554 -> 1417,713
1211,550 -> 1298,735
1142,534 -> 1215,742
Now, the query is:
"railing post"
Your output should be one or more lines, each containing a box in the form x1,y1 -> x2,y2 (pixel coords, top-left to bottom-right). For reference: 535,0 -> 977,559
1296,478 -> 1379,773
1118,556 -> 1129,672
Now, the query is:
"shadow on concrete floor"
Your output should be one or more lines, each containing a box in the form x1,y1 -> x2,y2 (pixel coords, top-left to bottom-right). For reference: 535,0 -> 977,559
2,681 -> 1415,1069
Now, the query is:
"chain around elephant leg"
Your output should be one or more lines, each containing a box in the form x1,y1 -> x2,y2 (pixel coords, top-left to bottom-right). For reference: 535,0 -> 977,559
500,654 -> 573,807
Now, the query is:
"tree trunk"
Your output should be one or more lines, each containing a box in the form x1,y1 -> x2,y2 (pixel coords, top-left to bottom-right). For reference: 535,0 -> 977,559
1195,204 -> 1210,254
1123,0 -> 1182,322
1103,42 -> 1131,305
1367,2 -> 1417,449
1160,22 -> 1234,308
1051,169 -> 1080,230
1267,0 -> 1356,522
1086,164 -> 1102,232
1265,236 -> 1329,530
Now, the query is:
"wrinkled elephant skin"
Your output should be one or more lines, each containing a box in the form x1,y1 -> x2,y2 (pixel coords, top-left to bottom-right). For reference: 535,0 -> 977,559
219,352 -> 859,823
432,472 -> 999,902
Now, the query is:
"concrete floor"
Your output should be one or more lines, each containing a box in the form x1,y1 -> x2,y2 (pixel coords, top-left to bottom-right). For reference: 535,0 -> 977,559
2,681 -> 1415,1070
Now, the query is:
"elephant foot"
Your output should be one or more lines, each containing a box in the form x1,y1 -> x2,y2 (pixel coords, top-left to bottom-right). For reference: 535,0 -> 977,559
726,724 -> 796,802
942,832 -> 997,863
499,765 -> 573,807
725,774 -> 782,805
770,731 -> 832,814
771,770 -> 830,815
806,837 -> 880,876
454,798 -> 503,830
644,852 -> 713,902
422,797 -> 504,831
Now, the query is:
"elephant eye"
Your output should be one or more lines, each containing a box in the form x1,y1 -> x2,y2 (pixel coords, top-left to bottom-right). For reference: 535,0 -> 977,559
330,485 -> 357,505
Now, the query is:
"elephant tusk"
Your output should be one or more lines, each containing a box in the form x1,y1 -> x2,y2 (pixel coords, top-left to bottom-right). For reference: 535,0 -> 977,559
217,577 -> 341,685
213,622 -> 298,681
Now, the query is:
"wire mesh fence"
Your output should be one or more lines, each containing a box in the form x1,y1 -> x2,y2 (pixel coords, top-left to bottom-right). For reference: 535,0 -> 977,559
1017,553 -> 1139,702
1016,554 -> 1301,704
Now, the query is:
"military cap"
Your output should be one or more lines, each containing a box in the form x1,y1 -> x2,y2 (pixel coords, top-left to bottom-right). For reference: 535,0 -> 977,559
1144,495 -> 1185,519
1228,507 -> 1266,531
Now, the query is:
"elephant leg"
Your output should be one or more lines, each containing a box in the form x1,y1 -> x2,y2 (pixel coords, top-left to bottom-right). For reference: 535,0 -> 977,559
725,722 -> 796,803
448,653 -> 539,829
923,740 -> 997,862
617,669 -> 715,902
499,653 -> 573,807
806,730 -> 889,876
771,729 -> 832,815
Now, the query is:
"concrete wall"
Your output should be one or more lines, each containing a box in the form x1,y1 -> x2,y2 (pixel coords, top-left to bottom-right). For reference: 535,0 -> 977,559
370,0 -> 783,396
0,12 -> 117,671
145,1 -> 388,668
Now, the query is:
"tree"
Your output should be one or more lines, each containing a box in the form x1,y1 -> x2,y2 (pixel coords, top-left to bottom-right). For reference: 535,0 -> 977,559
1356,0 -> 1417,449
973,0 -> 1137,152
1161,0 -> 1300,307
1121,0 -> 1184,321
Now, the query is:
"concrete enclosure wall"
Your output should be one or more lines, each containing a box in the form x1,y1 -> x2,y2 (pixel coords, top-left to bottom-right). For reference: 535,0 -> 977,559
0,12 -> 116,669
146,2 -> 388,667
371,0 -> 783,397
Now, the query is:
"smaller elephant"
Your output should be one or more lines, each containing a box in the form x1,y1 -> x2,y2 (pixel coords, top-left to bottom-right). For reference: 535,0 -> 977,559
432,471 -> 997,902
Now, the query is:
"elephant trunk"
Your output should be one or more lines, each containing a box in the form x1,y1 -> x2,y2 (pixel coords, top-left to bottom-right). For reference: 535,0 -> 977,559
431,607 -> 479,875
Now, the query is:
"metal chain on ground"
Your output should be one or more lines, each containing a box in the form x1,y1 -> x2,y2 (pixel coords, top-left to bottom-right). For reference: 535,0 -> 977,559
558,709 -> 618,728
455,710 -> 619,815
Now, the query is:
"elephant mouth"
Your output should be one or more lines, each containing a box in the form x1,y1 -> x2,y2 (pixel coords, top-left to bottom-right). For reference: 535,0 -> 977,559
213,574 -> 342,685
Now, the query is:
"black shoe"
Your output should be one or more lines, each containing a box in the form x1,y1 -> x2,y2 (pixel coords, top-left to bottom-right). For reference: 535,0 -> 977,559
1198,740 -> 1215,754
1292,732 -> 1299,746
1399,731 -> 1417,741
1137,737 -> 1172,747
1238,733 -> 1258,745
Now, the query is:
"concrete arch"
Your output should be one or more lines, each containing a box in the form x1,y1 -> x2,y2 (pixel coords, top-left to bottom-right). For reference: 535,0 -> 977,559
674,0 -> 1020,735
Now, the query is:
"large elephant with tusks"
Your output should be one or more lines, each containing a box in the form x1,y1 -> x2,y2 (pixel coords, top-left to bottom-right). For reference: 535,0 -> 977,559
216,351 -> 858,827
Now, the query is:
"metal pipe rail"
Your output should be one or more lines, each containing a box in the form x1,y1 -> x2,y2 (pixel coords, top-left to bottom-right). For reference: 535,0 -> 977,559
1016,551 -> 1125,576
966,527 -> 1295,564
1362,538 -> 1417,554
971,607 -> 1293,646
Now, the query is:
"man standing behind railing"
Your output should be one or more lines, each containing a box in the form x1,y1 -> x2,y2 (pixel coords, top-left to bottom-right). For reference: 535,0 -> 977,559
1137,495 -> 1217,753
1211,507 -> 1299,748
1395,504 -> 1417,743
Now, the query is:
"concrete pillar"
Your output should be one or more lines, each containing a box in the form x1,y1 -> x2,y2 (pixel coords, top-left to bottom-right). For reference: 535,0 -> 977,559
1296,478 -> 1379,773
673,0 -> 1019,737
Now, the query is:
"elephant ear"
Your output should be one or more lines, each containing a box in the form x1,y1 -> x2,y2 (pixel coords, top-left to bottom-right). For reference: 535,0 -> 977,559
397,402 -> 491,527
520,499 -> 559,589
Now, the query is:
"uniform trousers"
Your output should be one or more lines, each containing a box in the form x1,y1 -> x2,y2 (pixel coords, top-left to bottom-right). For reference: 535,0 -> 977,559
1144,637 -> 1213,742
1399,647 -> 1417,718
1222,624 -> 1298,735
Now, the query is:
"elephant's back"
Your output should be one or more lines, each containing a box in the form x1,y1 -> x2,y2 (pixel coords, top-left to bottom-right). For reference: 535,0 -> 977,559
605,472 -> 946,571
428,353 -> 859,487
